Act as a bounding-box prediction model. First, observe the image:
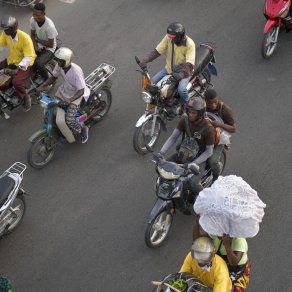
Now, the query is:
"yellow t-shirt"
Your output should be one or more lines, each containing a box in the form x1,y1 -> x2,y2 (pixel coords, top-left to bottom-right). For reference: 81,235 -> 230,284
180,253 -> 232,292
156,35 -> 196,74
0,29 -> 36,66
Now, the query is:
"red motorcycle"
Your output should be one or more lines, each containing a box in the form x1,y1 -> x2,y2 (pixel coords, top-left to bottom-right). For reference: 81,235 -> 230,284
262,0 -> 292,59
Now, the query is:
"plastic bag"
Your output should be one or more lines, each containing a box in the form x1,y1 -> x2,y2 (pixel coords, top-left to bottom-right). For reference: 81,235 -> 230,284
193,175 -> 266,238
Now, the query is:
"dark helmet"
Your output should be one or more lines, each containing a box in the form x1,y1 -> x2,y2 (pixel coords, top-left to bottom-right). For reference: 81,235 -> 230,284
186,97 -> 206,120
167,22 -> 185,45
0,15 -> 18,35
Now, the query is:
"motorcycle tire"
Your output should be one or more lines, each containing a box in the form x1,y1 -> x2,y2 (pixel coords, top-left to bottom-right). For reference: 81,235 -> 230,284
261,26 -> 278,59
144,210 -> 173,248
90,87 -> 112,123
133,118 -> 161,155
27,135 -> 56,169
219,148 -> 227,175
2,194 -> 26,235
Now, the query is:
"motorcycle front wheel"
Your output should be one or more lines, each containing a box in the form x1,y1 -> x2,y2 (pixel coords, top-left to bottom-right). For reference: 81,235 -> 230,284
1,194 -> 26,235
90,87 -> 112,122
145,210 -> 173,248
27,135 -> 56,169
261,26 -> 279,59
133,118 -> 161,155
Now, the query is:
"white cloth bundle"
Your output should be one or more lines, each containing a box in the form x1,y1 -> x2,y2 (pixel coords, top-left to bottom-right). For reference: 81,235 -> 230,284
194,175 -> 266,238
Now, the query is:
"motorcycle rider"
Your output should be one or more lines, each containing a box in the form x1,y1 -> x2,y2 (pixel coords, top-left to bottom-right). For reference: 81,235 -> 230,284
155,97 -> 215,211
180,237 -> 232,292
193,216 -> 251,292
37,47 -> 90,143
205,89 -> 236,181
0,15 -> 36,112
140,22 -> 196,105
30,2 -> 58,82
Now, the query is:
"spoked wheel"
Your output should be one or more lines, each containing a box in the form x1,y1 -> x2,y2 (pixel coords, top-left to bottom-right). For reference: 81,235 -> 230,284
133,118 -> 161,155
261,26 -> 279,59
2,195 -> 26,235
90,88 -> 112,122
27,135 -> 56,169
145,210 -> 173,248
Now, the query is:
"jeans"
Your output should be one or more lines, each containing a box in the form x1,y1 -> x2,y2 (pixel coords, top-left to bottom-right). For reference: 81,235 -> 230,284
207,144 -> 224,180
33,50 -> 54,81
153,68 -> 191,105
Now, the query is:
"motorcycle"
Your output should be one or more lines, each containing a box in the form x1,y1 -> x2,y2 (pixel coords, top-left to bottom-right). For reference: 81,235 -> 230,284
133,43 -> 217,155
27,63 -> 115,168
261,0 -> 291,59
0,58 -> 57,119
0,162 -> 27,237
144,129 -> 227,248
0,0 -> 44,8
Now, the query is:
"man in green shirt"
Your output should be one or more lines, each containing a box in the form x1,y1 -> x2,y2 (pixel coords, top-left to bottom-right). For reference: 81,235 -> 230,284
140,22 -> 196,105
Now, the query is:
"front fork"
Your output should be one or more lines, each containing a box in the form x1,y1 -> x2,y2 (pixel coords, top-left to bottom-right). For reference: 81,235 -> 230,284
150,106 -> 158,138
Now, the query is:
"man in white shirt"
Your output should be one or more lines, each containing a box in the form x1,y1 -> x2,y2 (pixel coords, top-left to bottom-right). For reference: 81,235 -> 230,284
30,3 -> 58,81
37,47 -> 90,143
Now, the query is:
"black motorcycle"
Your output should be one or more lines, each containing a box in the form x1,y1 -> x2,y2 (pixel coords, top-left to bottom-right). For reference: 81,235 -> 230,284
133,43 -> 217,155
144,145 -> 226,248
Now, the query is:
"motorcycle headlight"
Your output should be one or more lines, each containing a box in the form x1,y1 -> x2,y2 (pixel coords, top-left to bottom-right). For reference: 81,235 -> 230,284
157,166 -> 180,180
141,91 -> 152,104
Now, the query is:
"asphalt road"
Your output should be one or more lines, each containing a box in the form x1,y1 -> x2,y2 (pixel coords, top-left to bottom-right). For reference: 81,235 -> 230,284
0,0 -> 292,291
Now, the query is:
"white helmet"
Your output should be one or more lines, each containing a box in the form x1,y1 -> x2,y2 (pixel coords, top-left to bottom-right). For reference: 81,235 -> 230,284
54,47 -> 74,68
191,237 -> 215,265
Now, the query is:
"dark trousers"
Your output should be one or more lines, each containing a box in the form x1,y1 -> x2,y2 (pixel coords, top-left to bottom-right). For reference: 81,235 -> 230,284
33,50 -> 53,81
0,59 -> 32,99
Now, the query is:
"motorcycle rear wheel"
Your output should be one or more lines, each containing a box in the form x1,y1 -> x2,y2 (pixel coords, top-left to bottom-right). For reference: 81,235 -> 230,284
2,194 -> 26,235
90,87 -> 112,122
27,135 -> 56,169
145,210 -> 173,248
261,26 -> 278,59
133,118 -> 161,155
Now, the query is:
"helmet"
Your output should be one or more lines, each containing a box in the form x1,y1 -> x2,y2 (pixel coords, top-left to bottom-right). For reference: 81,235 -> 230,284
186,97 -> 206,120
167,22 -> 185,45
191,237 -> 215,265
1,15 -> 18,35
54,47 -> 74,68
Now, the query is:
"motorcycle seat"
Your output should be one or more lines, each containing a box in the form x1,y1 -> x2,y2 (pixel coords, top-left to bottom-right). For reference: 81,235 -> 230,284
0,175 -> 15,206
191,44 -> 214,78
79,91 -> 95,109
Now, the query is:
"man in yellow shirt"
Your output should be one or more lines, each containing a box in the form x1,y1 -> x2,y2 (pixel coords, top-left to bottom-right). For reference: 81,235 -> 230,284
0,15 -> 36,112
180,237 -> 232,292
140,22 -> 196,105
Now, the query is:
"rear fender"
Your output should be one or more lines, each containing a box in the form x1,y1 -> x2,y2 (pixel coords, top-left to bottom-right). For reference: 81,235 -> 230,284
28,128 -> 47,143
147,198 -> 173,223
135,113 -> 167,132
264,19 -> 280,33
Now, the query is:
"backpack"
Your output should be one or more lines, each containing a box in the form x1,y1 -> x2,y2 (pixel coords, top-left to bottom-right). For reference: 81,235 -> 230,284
177,116 -> 213,163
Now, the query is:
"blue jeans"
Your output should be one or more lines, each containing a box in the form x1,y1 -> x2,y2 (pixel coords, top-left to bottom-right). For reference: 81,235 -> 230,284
152,68 -> 191,105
